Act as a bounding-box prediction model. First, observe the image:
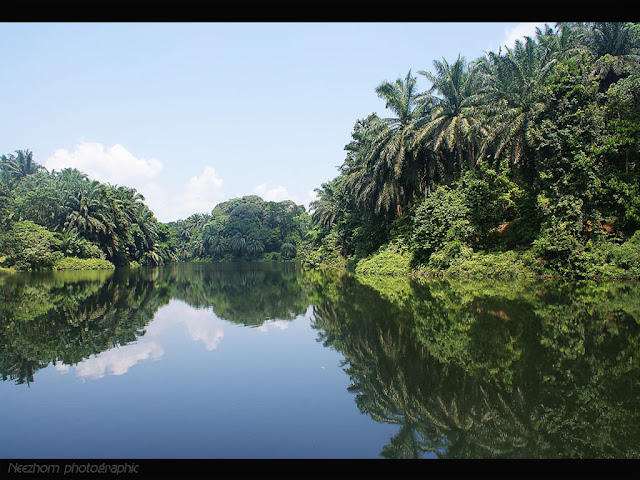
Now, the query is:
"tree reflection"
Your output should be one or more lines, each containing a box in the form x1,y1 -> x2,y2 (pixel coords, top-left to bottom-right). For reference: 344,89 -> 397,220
2,263 -> 639,458
153,262 -> 311,326
0,262 -> 312,385
309,273 -> 640,458
0,268 -> 168,385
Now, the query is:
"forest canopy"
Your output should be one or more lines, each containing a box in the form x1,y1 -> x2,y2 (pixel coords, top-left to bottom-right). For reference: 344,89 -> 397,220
0,152 -> 177,270
167,195 -> 310,262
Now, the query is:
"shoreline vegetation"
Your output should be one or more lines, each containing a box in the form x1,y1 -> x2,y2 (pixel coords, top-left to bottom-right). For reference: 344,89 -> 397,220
1,23 -> 640,280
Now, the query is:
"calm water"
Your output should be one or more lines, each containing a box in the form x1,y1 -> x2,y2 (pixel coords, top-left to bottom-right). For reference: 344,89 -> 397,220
1,262 -> 639,459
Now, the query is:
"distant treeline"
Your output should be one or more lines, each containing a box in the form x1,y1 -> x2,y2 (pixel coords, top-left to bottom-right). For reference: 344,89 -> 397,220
167,195 -> 310,262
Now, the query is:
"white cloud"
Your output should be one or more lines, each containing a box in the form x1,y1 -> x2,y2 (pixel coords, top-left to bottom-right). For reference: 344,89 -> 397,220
45,141 -> 223,223
176,303 -> 226,351
181,166 -> 225,216
253,183 -> 290,202
53,301 -> 226,380
46,142 -> 163,187
146,165 -> 226,222
501,23 -> 548,49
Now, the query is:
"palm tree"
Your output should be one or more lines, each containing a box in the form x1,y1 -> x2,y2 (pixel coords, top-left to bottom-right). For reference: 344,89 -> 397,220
130,203 -> 160,256
246,235 -> 265,256
535,23 -> 580,61
230,231 -> 247,256
280,242 -> 296,259
570,22 -> 640,91
476,36 -> 556,166
0,149 -> 43,185
310,178 -> 343,229
417,55 -> 486,174
353,72 -> 427,216
63,180 -> 118,258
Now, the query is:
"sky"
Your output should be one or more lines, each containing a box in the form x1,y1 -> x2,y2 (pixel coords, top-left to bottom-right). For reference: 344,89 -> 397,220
0,22 -> 551,223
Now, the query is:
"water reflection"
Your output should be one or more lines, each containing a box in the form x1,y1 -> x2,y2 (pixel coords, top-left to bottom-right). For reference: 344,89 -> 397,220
1,263 -> 639,458
0,262 -> 309,384
0,268 -> 163,385
158,262 -> 311,326
308,271 -> 640,458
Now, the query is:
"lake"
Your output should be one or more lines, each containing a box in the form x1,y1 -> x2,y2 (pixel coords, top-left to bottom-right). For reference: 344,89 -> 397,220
1,262 -> 639,459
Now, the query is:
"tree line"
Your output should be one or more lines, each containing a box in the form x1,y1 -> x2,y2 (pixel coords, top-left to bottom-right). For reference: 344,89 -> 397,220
0,150 -> 311,270
167,195 -> 310,262
308,22 -> 640,278
0,150 -> 177,270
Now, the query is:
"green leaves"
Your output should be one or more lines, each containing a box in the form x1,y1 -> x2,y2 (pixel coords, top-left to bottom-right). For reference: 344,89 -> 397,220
0,221 -> 63,271
0,154 -> 177,269
410,185 -> 475,266
169,195 -> 309,261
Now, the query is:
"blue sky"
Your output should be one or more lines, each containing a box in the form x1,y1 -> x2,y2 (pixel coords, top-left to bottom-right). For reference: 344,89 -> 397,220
0,22 -> 550,222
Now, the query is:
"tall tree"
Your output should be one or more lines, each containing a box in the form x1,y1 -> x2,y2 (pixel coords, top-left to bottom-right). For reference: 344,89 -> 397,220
354,71 -> 427,216
417,55 -> 486,174
570,22 -> 640,91
0,150 -> 43,186
477,36 -> 556,167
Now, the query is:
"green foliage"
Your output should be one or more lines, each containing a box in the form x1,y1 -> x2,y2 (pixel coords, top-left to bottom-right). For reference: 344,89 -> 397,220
0,156 -> 179,270
354,241 -> 412,276
613,230 -> 640,277
55,228 -> 106,259
306,23 -> 640,279
0,220 -> 63,271
300,229 -> 347,270
410,185 -> 474,266
280,242 -> 297,259
53,257 -> 115,270
3,23 -> 640,280
169,195 -> 309,262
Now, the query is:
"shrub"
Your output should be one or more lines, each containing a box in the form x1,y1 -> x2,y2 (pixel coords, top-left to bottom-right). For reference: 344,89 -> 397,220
414,248 -> 536,278
610,230 -> 640,278
53,257 -> 115,270
427,240 -> 474,271
410,185 -> 474,266
354,241 -> 411,276
55,229 -> 106,259
0,221 -> 63,271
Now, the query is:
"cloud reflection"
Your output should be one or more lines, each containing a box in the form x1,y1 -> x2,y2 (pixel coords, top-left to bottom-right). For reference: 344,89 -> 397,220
56,341 -> 164,379
57,300 -> 226,380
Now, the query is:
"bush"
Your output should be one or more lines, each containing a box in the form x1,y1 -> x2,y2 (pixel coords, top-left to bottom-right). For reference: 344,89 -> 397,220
610,230 -> 640,278
0,221 -> 63,271
414,248 -> 536,278
354,241 -> 411,276
55,229 -> 106,259
410,185 -> 474,266
300,230 -> 347,270
427,240 -> 474,271
53,257 -> 115,270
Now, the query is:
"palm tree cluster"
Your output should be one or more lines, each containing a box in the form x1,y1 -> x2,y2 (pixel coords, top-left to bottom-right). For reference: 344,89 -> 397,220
168,195 -> 309,261
311,22 -> 640,266
0,154 -> 177,268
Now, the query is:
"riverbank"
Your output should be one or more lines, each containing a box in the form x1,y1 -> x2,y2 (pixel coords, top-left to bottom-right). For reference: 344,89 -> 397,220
0,266 -> 16,275
303,235 -> 640,281
52,257 -> 115,271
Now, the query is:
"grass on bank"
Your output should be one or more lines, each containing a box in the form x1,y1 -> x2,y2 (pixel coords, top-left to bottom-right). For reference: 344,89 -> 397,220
53,257 -> 115,270
347,231 -> 640,280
